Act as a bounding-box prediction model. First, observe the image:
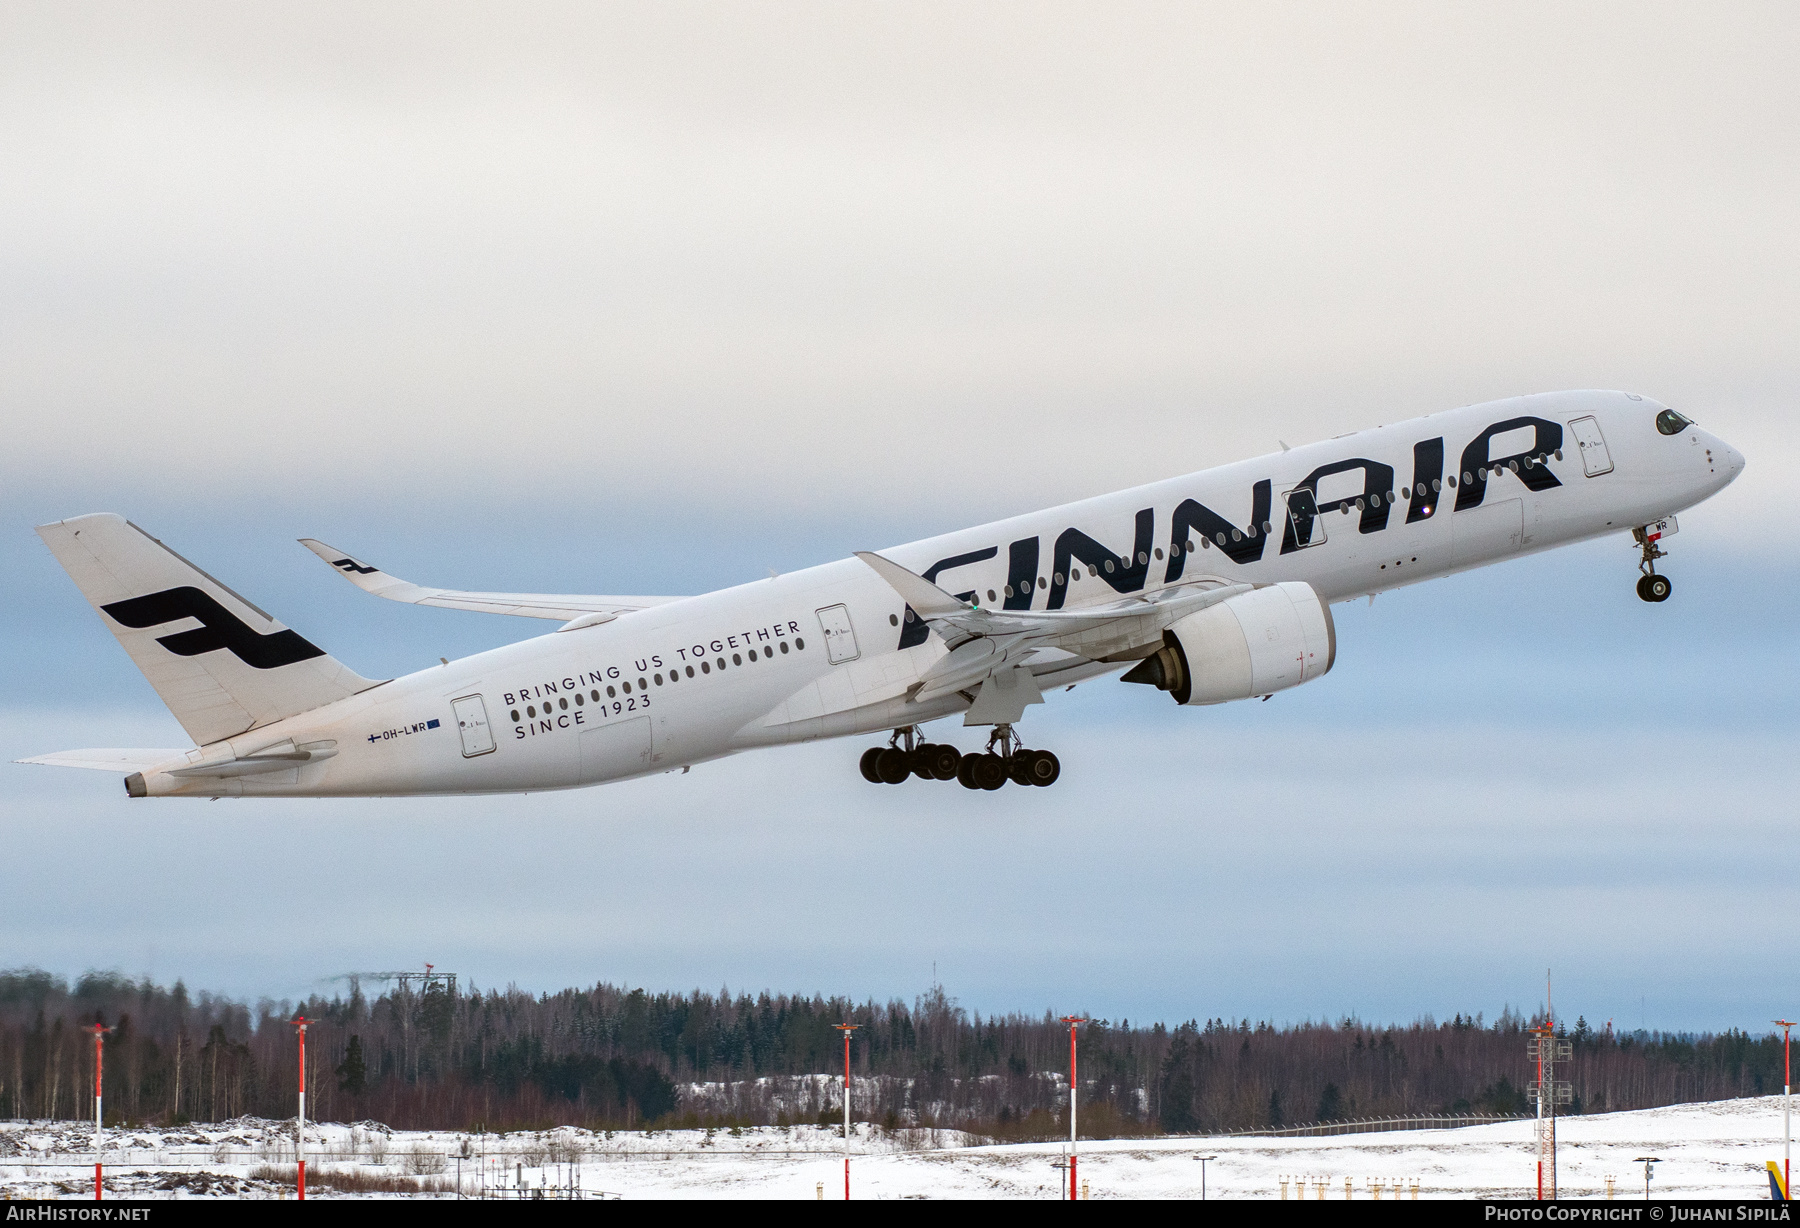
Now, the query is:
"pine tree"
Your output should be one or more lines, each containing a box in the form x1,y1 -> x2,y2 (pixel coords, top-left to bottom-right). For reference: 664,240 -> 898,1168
337,1034 -> 366,1096
1316,1082 -> 1343,1122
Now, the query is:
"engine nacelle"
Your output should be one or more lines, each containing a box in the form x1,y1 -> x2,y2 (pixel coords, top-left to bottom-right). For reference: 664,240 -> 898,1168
1122,581 -> 1335,705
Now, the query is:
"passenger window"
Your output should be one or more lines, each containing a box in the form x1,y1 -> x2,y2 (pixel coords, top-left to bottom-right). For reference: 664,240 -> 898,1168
988,589 -> 997,603
639,678 -> 648,689
621,682 -> 631,694
654,673 -> 663,685
701,662 -> 710,674
733,653 -> 742,666
559,697 -> 568,710
779,643 -> 789,654
716,658 -> 725,670
686,665 -> 695,676
527,705 -> 536,717
510,709 -> 520,721
575,693 -> 583,705
795,638 -> 805,650
607,686 -> 616,697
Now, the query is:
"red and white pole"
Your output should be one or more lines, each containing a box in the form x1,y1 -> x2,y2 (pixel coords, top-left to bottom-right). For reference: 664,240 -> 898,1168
1060,1016 -> 1087,1201
1536,1032 -> 1545,1200
833,1023 -> 859,1200
1778,1020 -> 1795,1201
86,1022 -> 110,1200
291,1015 -> 311,1200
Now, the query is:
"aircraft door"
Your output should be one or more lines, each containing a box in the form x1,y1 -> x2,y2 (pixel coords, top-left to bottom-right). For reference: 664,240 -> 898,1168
1568,416 -> 1614,477
1284,488 -> 1327,549
816,604 -> 861,664
451,694 -> 496,757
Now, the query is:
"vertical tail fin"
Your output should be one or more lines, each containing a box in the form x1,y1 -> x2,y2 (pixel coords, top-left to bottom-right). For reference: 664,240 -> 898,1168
36,514 -> 382,746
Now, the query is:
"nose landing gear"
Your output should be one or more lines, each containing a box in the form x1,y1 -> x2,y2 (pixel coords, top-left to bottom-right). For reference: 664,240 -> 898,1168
1632,525 -> 1673,603
858,723 -> 1060,788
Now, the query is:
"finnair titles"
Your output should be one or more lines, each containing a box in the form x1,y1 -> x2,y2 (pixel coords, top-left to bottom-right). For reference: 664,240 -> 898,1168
23,391 -> 1741,797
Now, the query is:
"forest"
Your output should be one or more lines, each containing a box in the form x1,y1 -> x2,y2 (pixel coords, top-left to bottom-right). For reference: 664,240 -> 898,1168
0,968 -> 1784,1138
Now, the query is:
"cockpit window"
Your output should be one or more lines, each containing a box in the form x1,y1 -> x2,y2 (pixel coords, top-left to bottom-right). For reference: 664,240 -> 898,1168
1655,409 -> 1693,435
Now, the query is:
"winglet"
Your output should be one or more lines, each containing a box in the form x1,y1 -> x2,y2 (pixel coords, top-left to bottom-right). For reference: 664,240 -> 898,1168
853,552 -> 969,617
298,538 -> 433,603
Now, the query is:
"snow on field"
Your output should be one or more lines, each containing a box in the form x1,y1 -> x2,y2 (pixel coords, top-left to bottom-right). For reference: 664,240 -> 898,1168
0,1097 -> 1790,1199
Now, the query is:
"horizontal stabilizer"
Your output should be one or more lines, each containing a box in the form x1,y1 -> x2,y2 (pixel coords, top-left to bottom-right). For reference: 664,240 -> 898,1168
37,514 -> 382,746
300,538 -> 682,621
17,748 -> 188,772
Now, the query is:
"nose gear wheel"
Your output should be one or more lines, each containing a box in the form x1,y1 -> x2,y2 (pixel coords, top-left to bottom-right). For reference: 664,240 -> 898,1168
1632,525 -> 1672,602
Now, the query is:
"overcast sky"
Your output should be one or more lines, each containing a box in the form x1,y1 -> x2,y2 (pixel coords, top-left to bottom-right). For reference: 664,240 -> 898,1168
2,2 -> 1795,1033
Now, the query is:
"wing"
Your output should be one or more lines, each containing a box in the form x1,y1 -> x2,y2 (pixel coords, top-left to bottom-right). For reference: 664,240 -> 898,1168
299,539 -> 683,623
17,749 -> 190,772
854,551 -> 1252,704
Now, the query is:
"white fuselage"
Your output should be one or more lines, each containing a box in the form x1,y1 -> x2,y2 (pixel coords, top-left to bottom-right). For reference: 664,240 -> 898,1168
136,390 -> 1742,797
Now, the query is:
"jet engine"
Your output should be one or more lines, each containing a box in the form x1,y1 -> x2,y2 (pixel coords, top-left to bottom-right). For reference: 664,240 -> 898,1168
1122,581 -> 1335,704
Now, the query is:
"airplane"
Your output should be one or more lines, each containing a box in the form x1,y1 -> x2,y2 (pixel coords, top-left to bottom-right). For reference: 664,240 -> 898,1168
20,389 -> 1741,799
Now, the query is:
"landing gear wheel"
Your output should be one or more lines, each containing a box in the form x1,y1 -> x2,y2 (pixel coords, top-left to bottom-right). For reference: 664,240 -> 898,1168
875,747 -> 911,784
1646,574 -> 1671,602
956,754 -> 981,790
1023,749 -> 1060,787
1007,755 -> 1033,787
974,753 -> 1007,791
909,745 -> 938,780
925,744 -> 962,781
859,747 -> 883,783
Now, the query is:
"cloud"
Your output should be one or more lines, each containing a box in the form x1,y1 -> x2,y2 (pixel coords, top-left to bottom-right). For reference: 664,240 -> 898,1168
1,2 -> 1795,518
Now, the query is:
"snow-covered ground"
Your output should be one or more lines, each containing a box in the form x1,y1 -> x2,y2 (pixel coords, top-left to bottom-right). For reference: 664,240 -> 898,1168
0,1097 -> 1790,1199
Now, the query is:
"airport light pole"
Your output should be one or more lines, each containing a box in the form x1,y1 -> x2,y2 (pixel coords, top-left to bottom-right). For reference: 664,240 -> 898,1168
85,1022 -> 111,1201
1196,1154 -> 1216,1200
1777,1020 -> 1795,1202
832,1023 -> 859,1200
291,1015 -> 313,1200
1633,1156 -> 1659,1200
1060,1016 -> 1087,1202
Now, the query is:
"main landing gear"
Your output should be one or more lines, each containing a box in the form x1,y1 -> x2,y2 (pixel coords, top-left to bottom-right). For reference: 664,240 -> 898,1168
858,724 -> 1061,790
1632,525 -> 1673,603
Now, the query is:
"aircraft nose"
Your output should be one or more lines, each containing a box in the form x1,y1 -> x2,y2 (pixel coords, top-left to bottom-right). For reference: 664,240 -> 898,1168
1701,431 -> 1745,484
